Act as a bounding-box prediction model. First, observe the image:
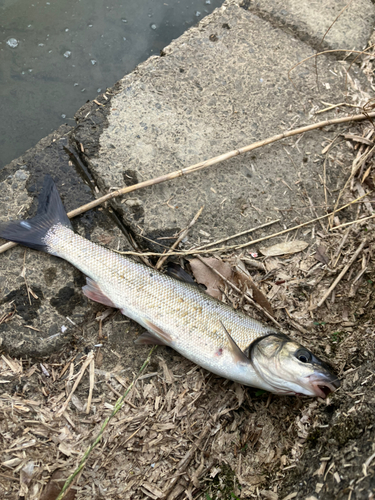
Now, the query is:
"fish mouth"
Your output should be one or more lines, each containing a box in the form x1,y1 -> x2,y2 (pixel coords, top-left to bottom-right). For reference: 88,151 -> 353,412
309,375 -> 341,399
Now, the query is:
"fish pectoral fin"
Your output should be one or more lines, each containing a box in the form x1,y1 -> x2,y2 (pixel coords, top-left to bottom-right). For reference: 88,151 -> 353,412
133,319 -> 172,346
82,278 -> 117,308
220,321 -> 251,365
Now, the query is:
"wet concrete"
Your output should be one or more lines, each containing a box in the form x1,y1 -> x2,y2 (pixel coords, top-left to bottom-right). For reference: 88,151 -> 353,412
0,0 -> 224,169
0,129 -> 133,357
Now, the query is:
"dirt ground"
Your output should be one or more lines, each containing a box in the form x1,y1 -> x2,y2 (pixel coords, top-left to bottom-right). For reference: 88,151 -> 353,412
1,161 -> 375,500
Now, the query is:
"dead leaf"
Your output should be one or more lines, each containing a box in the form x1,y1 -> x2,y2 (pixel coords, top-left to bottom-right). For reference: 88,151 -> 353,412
259,240 -> 308,257
190,257 -> 233,299
234,259 -> 274,315
314,245 -> 329,265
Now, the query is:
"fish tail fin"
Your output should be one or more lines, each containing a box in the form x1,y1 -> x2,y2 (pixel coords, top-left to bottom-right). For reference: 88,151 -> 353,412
0,175 -> 72,252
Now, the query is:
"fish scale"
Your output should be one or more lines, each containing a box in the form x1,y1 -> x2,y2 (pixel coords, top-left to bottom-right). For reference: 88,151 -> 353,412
45,222 -> 275,383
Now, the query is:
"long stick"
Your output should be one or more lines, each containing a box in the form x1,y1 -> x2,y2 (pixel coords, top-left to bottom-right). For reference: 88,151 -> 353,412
1,111 -> 374,257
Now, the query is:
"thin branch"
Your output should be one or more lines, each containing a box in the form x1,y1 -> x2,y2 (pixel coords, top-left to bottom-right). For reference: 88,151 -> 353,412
330,212 -> 375,231
56,351 -> 94,418
1,111 -> 375,256
155,206 -> 204,270
194,219 -> 280,250
315,102 -> 360,114
330,145 -> 375,226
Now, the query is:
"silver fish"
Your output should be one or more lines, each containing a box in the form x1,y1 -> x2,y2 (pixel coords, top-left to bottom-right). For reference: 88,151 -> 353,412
0,176 -> 340,397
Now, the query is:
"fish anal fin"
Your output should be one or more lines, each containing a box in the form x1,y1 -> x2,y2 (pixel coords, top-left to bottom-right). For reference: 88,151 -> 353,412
133,318 -> 173,346
82,278 -> 117,308
220,321 -> 250,365
134,331 -> 169,346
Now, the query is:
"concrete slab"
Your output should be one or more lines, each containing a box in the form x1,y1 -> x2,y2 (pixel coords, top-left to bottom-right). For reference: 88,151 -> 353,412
240,0 -> 375,53
0,128 -> 133,357
73,1 -> 372,251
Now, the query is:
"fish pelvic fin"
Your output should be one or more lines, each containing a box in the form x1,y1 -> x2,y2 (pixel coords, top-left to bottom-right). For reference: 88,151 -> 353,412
220,321 -> 251,365
134,319 -> 172,346
82,278 -> 117,308
0,175 -> 72,253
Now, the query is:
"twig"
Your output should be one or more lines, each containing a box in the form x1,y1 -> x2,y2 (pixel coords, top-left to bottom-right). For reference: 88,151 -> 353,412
55,346 -> 156,500
330,146 -> 375,226
86,357 -> 95,414
155,206 -> 204,270
316,102 -> 357,114
194,218 -> 280,250
57,351 -> 95,417
343,134 -> 374,146
313,0 -> 354,90
311,239 -> 367,310
330,213 -> 375,231
195,255 -> 281,329
1,111 -> 375,256
332,227 -> 351,268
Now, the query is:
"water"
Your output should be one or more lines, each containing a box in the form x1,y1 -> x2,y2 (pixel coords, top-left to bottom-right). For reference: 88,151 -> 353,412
0,0 -> 223,169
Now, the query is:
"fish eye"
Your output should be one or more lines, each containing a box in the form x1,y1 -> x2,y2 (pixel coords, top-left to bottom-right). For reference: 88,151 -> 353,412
295,348 -> 312,363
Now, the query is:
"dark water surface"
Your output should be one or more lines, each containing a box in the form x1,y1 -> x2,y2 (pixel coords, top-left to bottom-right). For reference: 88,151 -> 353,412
0,0 -> 223,169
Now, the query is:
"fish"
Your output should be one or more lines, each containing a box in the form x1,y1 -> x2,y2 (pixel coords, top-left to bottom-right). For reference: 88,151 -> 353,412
0,176 -> 340,398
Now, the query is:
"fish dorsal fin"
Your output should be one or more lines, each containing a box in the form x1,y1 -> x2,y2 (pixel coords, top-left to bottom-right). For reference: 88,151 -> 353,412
220,321 -> 251,365
166,262 -> 197,285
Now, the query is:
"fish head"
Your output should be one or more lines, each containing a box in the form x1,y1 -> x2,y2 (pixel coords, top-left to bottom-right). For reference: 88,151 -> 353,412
248,333 -> 340,398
